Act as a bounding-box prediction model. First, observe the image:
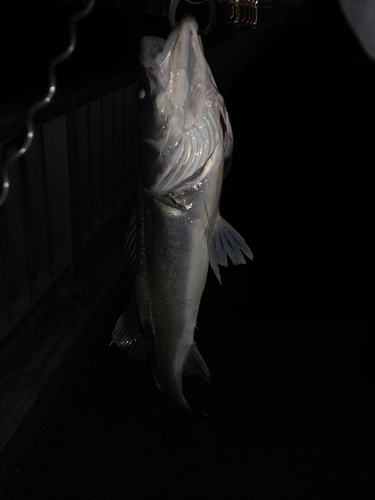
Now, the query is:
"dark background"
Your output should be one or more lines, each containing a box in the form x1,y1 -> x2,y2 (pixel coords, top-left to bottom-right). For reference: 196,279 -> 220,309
0,0 -> 211,105
1,1 -> 372,499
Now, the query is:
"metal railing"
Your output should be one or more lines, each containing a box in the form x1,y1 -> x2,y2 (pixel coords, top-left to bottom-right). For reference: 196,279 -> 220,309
0,70 -> 139,342
0,0 -> 298,343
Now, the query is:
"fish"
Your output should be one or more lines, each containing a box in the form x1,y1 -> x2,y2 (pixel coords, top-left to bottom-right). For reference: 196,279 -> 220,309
112,14 -> 253,432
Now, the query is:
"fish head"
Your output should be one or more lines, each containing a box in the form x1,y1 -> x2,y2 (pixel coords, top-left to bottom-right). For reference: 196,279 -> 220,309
138,14 -> 233,195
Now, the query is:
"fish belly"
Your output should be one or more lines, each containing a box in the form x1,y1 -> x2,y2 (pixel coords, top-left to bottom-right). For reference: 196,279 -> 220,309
136,187 -> 209,410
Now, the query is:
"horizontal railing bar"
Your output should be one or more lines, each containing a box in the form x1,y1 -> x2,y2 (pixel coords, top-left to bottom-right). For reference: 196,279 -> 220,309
0,7 -> 303,146
0,67 -> 140,143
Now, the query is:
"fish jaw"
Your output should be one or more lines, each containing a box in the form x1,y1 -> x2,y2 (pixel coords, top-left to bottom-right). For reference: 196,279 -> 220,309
140,14 -> 206,130
138,14 -> 233,197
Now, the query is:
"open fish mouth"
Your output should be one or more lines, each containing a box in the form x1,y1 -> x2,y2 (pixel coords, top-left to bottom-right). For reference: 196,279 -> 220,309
139,14 -> 233,196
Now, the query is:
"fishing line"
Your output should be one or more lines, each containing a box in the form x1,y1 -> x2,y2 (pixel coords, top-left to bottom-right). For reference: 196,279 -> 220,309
0,0 -> 96,207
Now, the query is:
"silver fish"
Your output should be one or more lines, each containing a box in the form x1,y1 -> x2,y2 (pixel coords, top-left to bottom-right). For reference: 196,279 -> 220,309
112,14 -> 253,430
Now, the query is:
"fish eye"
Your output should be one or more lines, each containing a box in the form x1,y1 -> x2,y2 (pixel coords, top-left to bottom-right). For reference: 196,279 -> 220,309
138,88 -> 146,100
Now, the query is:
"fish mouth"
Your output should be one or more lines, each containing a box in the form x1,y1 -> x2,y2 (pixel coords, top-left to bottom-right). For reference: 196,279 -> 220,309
140,14 -> 205,128
140,14 -> 233,196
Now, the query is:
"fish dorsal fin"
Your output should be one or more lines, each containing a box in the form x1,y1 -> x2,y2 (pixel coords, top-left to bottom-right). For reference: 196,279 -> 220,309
205,215 -> 253,284
183,343 -> 210,382
111,292 -> 147,362
121,204 -> 137,274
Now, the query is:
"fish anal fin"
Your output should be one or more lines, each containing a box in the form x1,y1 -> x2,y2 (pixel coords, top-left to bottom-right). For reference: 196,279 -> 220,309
183,343 -> 210,382
111,292 -> 147,362
206,215 -> 253,284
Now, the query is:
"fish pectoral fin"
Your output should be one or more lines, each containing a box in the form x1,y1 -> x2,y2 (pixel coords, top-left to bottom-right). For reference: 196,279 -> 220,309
205,215 -> 253,284
111,292 -> 147,362
183,343 -> 210,382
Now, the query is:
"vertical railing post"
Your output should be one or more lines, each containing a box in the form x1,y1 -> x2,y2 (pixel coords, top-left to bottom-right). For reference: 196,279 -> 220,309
113,88 -> 125,209
25,127 -> 52,283
42,113 -> 81,291
123,85 -> 134,201
102,93 -> 114,222
131,84 -> 139,194
89,99 -> 103,234
4,150 -> 33,305
76,105 -> 90,246
0,253 -> 11,335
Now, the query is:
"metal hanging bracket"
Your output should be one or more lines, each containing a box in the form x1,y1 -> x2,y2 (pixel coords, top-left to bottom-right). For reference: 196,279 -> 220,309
169,0 -> 217,36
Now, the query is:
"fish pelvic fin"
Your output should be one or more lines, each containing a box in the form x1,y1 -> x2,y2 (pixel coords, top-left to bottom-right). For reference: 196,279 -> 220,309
111,292 -> 147,362
205,214 -> 253,284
